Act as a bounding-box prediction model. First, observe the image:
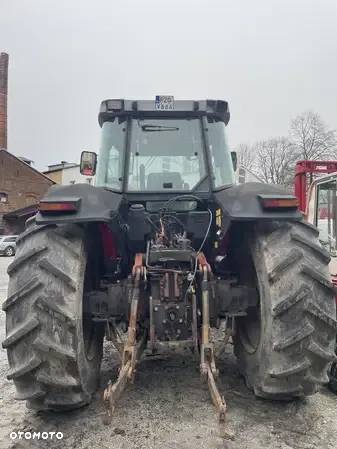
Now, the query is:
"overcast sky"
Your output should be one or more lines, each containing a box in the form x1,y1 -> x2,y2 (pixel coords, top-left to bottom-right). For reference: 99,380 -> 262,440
1,0 -> 336,170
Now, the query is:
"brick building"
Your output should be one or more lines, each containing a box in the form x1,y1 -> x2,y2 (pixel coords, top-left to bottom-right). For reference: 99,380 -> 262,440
0,149 -> 54,234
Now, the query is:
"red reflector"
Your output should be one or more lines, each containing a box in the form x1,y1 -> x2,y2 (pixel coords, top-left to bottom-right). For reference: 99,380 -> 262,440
39,202 -> 77,212
262,198 -> 299,209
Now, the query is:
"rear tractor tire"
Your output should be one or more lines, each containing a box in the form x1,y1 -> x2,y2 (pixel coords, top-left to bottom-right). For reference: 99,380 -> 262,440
2,222 -> 104,411
234,220 -> 337,399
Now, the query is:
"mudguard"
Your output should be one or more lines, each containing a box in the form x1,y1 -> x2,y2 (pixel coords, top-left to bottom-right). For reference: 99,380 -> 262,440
35,183 -> 122,225
214,182 -> 303,221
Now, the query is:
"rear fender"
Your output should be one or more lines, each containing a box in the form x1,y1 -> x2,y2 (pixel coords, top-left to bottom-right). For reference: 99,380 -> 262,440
213,183 -> 303,221
35,184 -> 122,225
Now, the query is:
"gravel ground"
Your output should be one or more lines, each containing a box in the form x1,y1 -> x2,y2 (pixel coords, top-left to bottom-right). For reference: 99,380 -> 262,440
0,256 -> 336,449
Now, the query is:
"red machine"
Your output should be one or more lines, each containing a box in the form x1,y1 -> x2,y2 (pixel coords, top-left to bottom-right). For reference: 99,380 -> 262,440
294,160 -> 337,394
295,160 -> 337,213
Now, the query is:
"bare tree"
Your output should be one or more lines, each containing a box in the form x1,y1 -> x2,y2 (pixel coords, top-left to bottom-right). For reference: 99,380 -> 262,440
236,143 -> 256,171
235,111 -> 336,189
290,111 -> 337,160
253,137 -> 295,187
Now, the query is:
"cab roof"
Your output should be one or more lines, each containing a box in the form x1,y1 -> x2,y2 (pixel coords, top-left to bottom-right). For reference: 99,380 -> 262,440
310,171 -> 337,186
98,98 -> 230,127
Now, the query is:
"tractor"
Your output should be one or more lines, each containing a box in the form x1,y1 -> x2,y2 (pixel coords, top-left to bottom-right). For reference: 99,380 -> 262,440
295,160 -> 337,393
2,98 -> 337,423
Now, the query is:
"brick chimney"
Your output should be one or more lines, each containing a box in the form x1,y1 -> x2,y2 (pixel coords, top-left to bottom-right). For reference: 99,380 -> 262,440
0,52 -> 9,150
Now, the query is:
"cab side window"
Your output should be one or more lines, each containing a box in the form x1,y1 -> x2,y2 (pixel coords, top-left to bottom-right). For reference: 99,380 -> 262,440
316,180 -> 337,255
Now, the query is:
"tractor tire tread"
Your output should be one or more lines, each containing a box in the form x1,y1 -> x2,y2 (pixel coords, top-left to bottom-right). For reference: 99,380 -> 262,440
235,220 -> 336,400
2,277 -> 43,311
3,222 -> 98,411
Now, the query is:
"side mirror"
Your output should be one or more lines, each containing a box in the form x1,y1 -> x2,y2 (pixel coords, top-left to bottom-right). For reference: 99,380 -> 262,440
80,151 -> 97,176
231,151 -> 237,172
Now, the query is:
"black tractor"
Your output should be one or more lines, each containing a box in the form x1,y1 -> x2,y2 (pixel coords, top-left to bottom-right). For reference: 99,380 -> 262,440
3,98 -> 337,422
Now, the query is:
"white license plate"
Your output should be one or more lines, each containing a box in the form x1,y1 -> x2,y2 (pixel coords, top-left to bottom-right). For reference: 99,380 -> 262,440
155,95 -> 174,110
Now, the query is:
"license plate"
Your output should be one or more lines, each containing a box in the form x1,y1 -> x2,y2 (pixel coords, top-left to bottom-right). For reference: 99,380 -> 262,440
155,95 -> 174,111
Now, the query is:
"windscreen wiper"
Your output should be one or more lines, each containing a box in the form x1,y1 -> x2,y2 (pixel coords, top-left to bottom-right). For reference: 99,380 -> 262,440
141,124 -> 179,132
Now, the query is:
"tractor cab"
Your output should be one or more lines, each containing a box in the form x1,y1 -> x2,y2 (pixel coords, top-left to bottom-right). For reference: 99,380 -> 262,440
80,98 -> 236,197
295,160 -> 337,277
306,171 -> 337,276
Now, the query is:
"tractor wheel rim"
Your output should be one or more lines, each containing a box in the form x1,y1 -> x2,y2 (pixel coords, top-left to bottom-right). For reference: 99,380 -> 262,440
83,316 -> 97,361
239,295 -> 261,354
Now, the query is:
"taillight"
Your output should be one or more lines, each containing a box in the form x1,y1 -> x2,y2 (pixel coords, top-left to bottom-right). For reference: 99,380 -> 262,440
259,195 -> 299,210
39,200 -> 79,213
